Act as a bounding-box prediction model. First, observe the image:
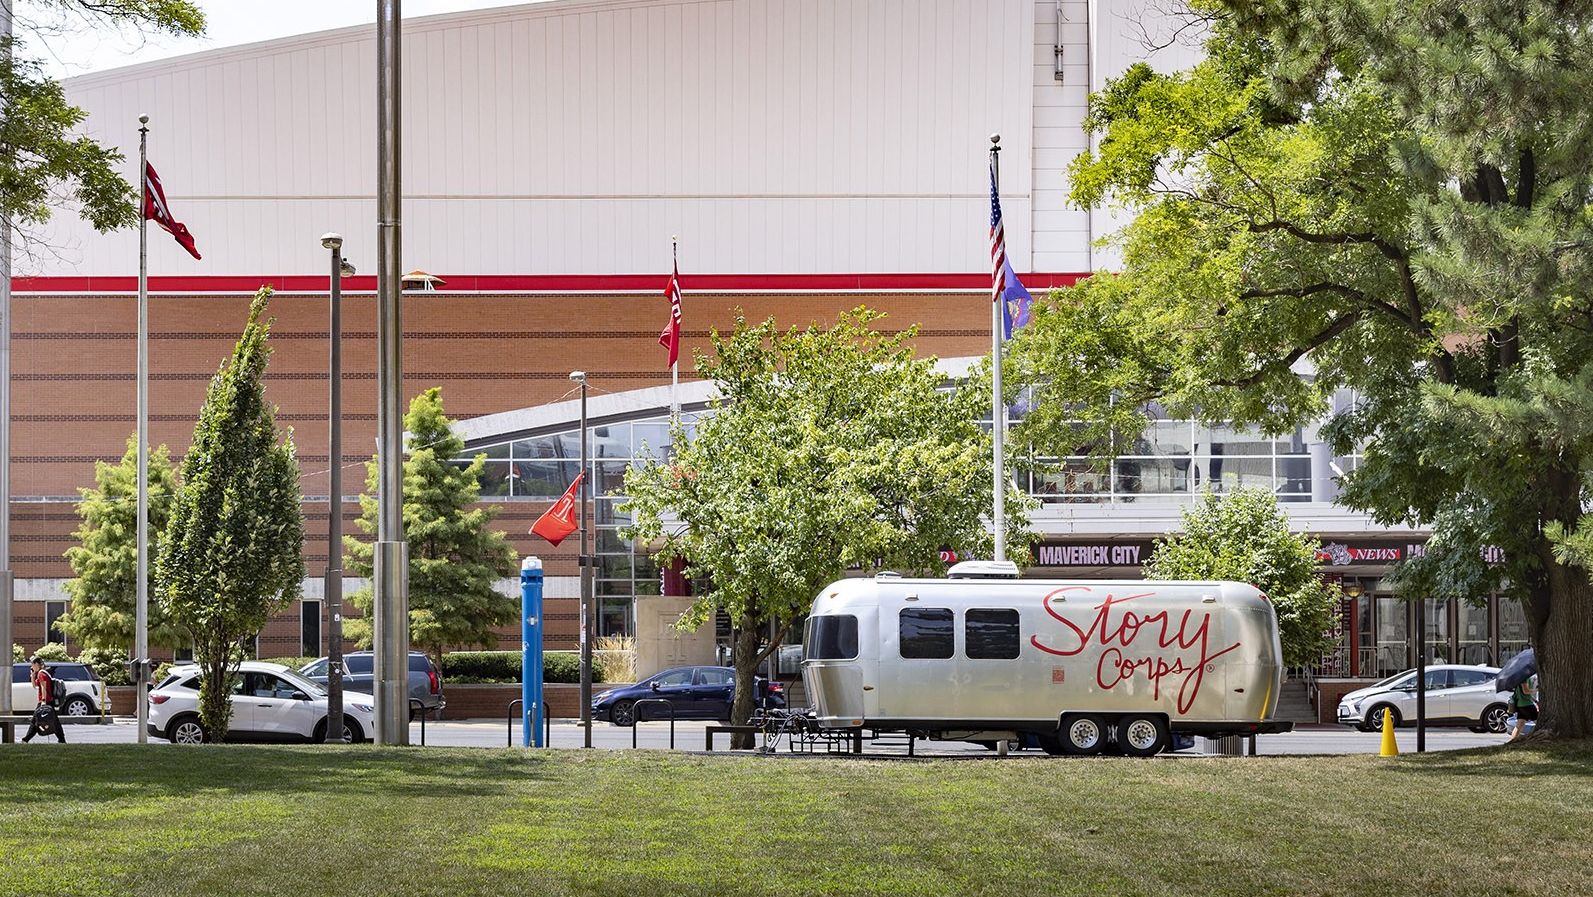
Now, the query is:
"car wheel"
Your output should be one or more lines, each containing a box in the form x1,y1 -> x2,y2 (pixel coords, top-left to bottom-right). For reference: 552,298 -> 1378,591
1366,704 -> 1400,731
1060,714 -> 1107,756
1035,733 -> 1065,756
313,718 -> 364,743
1116,715 -> 1168,758
1482,703 -> 1511,734
62,697 -> 95,717
169,716 -> 206,745
609,700 -> 636,727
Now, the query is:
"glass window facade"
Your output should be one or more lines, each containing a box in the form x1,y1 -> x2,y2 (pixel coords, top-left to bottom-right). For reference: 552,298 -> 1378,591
460,393 -> 1365,641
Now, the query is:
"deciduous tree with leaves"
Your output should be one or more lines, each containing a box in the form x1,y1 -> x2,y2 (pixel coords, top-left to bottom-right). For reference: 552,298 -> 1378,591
1146,489 -> 1340,667
624,309 -> 1032,746
158,287 -> 303,741
1009,1 -> 1593,736
55,436 -> 184,651
344,388 -> 519,668
0,2 -> 202,254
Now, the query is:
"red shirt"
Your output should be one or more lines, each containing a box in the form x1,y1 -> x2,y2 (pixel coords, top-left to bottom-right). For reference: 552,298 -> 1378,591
33,669 -> 53,704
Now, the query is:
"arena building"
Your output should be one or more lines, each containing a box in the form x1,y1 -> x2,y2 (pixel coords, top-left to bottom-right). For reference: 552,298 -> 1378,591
9,1 -> 1527,707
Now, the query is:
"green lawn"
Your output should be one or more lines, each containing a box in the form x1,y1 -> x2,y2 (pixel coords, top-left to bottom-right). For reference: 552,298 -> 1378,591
1,743 -> 1589,897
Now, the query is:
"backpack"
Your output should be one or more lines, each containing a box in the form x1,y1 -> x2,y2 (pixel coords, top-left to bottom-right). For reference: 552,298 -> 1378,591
45,670 -> 70,710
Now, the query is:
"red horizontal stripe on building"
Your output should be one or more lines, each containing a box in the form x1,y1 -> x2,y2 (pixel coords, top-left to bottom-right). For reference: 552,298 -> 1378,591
11,272 -> 1088,294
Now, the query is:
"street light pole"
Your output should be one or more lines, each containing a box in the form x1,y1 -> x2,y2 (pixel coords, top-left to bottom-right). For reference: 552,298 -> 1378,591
321,233 -> 352,743
571,371 -> 592,748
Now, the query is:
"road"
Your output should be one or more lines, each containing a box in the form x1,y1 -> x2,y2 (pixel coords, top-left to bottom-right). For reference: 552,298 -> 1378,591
41,717 -> 1509,756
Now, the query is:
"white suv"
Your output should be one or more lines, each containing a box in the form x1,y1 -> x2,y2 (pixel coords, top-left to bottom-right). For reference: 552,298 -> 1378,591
148,661 -> 376,744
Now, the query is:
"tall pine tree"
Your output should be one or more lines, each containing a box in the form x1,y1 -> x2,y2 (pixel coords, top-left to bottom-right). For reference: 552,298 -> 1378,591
344,388 -> 518,667
159,287 -> 304,740
56,436 -> 185,651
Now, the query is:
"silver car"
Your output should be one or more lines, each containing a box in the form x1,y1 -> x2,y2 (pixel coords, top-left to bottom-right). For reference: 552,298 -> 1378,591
1336,665 -> 1511,734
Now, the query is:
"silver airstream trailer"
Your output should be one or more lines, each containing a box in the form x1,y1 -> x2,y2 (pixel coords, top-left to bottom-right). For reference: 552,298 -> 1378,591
801,562 -> 1292,755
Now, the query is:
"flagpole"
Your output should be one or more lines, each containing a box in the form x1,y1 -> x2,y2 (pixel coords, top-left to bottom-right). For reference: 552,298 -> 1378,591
0,0 -> 13,722
990,133 -> 1006,564
136,114 -> 151,744
670,236 -> 680,419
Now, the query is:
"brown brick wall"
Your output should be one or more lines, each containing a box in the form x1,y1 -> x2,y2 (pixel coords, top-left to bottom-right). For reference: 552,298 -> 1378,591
11,288 -> 989,654
1316,680 -> 1380,724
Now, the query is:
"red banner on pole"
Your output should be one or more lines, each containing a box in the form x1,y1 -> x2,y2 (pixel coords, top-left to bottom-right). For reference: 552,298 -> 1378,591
530,472 -> 584,546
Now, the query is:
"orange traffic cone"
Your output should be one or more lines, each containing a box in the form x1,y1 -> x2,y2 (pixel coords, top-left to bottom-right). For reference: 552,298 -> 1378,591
1379,708 -> 1399,757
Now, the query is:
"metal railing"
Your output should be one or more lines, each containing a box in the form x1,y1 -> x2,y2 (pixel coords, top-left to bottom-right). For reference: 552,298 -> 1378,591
506,698 -> 552,747
630,699 -> 675,750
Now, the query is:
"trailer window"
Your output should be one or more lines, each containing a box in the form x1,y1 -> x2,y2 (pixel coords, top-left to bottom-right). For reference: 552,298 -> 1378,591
807,615 -> 858,660
965,609 -> 1020,659
899,608 -> 954,659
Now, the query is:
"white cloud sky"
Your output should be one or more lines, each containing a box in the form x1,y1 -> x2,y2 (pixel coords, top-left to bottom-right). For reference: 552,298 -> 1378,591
26,0 -> 535,78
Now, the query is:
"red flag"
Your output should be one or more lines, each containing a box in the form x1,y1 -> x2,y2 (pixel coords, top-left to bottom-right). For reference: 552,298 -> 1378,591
658,259 -> 682,367
530,472 -> 584,546
143,161 -> 202,260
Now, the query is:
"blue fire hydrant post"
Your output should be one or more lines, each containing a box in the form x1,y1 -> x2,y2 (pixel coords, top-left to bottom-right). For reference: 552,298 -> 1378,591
521,556 -> 545,748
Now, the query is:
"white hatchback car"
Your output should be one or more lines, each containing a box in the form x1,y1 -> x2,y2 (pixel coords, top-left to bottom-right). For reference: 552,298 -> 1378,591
1336,664 -> 1512,734
148,661 -> 376,744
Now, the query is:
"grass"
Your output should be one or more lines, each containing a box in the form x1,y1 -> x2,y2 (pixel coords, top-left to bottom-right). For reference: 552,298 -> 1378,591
1,742 -> 1590,897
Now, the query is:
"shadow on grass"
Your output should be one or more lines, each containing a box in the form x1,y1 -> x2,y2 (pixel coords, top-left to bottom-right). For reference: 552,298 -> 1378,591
1392,738 -> 1593,779
0,744 -> 561,806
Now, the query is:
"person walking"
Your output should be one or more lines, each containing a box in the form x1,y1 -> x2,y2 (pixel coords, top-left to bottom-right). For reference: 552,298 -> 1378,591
1508,674 -> 1538,741
21,657 -> 67,744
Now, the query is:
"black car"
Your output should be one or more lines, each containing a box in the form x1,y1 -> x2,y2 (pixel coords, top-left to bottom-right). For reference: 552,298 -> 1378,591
592,665 -> 785,726
299,651 -> 445,719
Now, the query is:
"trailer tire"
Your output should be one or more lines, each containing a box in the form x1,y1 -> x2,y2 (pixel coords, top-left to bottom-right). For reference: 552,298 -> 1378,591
1115,714 -> 1168,758
1060,714 -> 1107,755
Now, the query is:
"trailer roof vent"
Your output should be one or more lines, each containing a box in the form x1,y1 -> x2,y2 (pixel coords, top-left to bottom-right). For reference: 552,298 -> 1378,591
947,560 -> 1020,579
875,571 -> 902,580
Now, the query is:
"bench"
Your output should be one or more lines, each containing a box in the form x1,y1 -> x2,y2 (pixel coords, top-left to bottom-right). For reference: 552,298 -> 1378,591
704,724 -> 761,751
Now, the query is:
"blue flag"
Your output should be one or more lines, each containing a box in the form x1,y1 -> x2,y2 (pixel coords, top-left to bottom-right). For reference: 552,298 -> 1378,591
1000,257 -> 1032,340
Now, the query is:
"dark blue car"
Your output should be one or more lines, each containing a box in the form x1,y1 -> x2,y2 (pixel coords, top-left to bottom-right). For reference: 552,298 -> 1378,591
592,665 -> 785,726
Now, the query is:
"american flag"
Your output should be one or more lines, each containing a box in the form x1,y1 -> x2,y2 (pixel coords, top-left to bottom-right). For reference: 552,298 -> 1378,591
658,256 -> 683,368
988,160 -> 1006,304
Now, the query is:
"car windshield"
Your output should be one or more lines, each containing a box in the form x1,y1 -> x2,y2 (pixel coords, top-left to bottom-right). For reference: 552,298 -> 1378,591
272,668 -> 327,697
1371,671 -> 1414,689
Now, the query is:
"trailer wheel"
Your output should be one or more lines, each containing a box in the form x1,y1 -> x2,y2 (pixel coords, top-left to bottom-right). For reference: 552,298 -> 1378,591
1116,715 -> 1168,758
1060,714 -> 1107,755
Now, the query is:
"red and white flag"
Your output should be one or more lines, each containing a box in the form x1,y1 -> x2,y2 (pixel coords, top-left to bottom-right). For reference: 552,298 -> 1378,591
143,161 -> 201,260
658,258 -> 682,368
530,472 -> 584,546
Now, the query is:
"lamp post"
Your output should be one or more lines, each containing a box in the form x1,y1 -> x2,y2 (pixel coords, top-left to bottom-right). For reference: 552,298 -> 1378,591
321,233 -> 354,742
570,370 -> 592,748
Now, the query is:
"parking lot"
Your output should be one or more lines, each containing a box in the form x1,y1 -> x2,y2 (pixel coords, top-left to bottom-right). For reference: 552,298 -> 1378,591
48,717 -> 1508,756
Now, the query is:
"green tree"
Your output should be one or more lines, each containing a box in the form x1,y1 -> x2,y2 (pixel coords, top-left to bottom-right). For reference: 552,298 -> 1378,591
55,436 -> 185,651
624,309 -> 1032,746
1009,1 -> 1593,736
1145,489 -> 1340,667
344,388 -> 519,666
1,3 -> 203,249
158,287 -> 304,741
